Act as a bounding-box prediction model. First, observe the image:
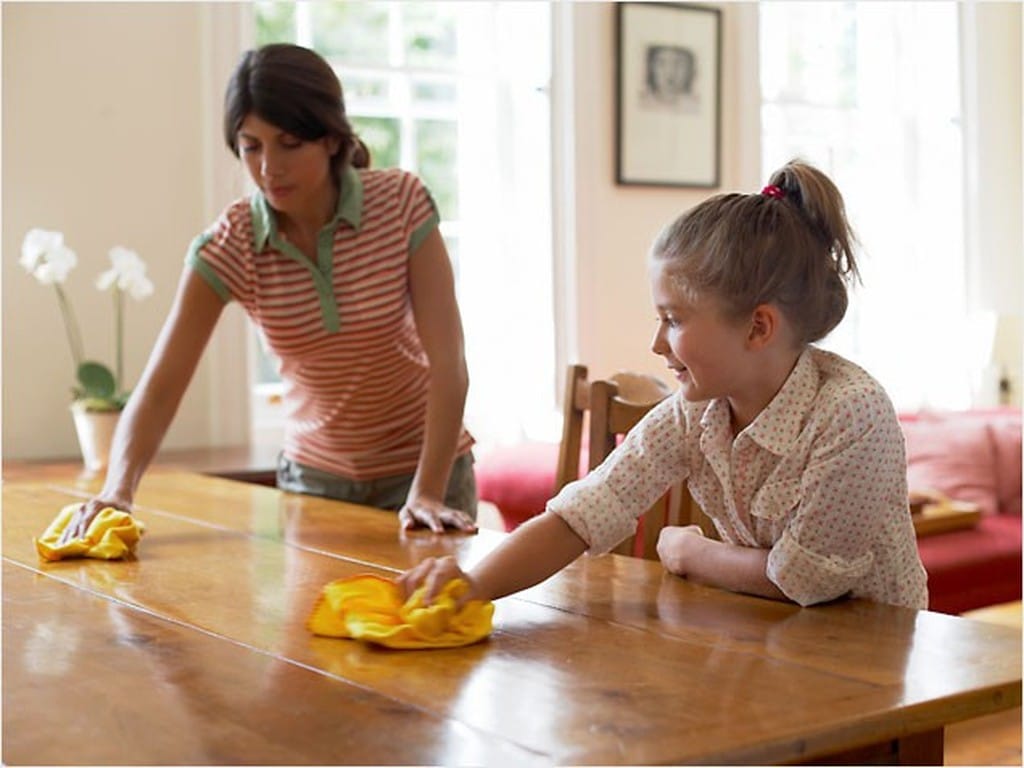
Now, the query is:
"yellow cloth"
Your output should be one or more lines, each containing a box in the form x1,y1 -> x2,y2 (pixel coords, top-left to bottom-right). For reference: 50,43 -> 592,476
35,504 -> 145,561
307,574 -> 494,649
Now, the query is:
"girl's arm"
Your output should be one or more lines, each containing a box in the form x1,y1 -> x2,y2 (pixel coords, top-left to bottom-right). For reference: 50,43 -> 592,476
61,268 -> 225,541
657,526 -> 787,600
398,511 -> 588,602
403,226 -> 474,533
659,392 -> 917,608
399,399 -> 691,602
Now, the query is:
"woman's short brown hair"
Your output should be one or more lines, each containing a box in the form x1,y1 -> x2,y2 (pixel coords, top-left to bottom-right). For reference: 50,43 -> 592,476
223,43 -> 369,179
651,159 -> 860,345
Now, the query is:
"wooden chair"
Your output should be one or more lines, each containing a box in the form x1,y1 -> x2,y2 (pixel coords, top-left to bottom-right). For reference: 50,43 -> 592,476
554,364 -> 590,494
588,376 -> 714,559
554,366 -> 676,495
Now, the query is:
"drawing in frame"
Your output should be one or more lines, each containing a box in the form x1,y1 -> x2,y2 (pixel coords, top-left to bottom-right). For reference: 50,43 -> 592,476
615,2 -> 722,188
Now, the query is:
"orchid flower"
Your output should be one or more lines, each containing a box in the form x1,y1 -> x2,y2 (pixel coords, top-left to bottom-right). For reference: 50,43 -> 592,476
20,228 -> 84,367
95,246 -> 154,300
20,229 -> 154,411
20,228 -> 78,284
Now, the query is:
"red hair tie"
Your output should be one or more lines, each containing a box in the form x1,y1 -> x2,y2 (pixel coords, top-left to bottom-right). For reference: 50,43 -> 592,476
761,184 -> 785,200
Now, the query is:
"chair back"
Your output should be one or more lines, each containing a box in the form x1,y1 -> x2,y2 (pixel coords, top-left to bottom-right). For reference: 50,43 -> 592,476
554,366 -> 675,495
554,364 -> 590,494
588,377 -> 713,559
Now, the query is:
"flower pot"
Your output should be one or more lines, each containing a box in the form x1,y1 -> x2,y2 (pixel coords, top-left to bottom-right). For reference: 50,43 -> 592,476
70,404 -> 120,473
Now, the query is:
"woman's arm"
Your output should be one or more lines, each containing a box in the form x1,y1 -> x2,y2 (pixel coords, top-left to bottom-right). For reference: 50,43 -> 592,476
399,511 -> 588,602
61,268 -> 225,540
403,226 -> 474,533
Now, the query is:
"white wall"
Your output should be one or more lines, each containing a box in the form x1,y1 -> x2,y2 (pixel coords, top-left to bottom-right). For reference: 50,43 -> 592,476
2,3 -> 249,460
565,3 -> 761,384
961,2 -> 1023,402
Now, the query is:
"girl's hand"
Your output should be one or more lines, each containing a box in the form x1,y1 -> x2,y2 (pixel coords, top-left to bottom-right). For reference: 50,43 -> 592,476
57,496 -> 132,545
656,524 -> 707,577
398,496 -> 477,534
397,555 -> 479,606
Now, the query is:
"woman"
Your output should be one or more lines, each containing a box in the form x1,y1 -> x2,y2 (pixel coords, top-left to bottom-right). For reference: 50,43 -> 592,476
62,43 -> 477,542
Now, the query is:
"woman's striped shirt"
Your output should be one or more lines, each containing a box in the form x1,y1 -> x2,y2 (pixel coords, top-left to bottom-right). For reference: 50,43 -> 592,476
187,166 -> 474,481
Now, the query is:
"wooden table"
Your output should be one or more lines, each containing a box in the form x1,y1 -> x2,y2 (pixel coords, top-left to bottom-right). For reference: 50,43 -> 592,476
3,465 -> 1020,765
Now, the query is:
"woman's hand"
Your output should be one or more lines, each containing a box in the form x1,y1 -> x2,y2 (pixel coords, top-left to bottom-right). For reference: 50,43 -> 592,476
57,495 -> 132,545
398,496 -> 477,534
656,524 -> 707,577
397,555 -> 479,606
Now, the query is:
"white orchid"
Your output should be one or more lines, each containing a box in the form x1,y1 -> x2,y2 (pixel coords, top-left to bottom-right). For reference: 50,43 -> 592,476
96,246 -> 154,301
20,228 -> 154,411
20,228 -> 78,284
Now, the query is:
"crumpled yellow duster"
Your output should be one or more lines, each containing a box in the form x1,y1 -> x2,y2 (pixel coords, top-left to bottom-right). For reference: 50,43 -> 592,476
35,504 -> 145,561
308,573 -> 493,649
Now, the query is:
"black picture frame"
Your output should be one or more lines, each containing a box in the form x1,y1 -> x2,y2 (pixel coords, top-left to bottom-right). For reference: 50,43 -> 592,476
615,2 -> 722,188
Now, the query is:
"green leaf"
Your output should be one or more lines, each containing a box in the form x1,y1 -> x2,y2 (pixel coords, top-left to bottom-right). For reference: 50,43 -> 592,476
76,361 -> 116,399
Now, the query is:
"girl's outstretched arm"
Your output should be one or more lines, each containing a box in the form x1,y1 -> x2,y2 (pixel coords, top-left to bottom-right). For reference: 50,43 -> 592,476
398,511 -> 588,603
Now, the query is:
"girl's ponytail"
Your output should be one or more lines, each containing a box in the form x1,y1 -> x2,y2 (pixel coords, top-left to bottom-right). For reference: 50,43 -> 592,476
764,161 -> 859,342
766,161 -> 858,281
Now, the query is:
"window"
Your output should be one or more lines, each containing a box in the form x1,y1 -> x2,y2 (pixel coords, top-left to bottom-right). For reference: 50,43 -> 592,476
760,2 -> 972,409
250,1 -> 555,447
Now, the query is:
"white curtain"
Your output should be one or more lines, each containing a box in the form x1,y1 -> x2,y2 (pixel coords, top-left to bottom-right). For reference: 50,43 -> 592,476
761,2 -> 973,410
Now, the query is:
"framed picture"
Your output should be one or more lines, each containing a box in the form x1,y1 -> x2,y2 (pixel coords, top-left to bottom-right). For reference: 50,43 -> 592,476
615,2 -> 722,188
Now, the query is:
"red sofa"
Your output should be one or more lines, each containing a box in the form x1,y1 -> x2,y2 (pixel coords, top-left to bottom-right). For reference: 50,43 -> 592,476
902,408 -> 1021,614
475,407 -> 1022,614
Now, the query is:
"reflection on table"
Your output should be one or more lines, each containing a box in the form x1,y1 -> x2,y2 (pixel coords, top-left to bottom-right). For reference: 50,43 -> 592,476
3,465 -> 1020,765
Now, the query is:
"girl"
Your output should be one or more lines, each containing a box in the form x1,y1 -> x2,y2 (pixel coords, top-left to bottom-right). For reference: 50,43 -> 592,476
400,160 -> 928,610
62,43 -> 477,541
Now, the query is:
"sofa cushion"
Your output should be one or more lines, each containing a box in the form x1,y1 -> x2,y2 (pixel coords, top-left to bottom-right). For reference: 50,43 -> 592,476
901,417 -> 1000,516
989,414 -> 1022,515
917,513 -> 1022,614
475,442 -> 559,531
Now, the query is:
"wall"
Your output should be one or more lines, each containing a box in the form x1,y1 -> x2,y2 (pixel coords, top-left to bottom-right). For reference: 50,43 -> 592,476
566,3 -> 761,384
962,2 -> 1023,403
2,3 -> 249,460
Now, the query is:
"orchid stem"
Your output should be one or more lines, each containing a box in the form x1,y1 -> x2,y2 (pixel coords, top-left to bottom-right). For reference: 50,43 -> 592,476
115,287 -> 123,394
54,283 -> 84,367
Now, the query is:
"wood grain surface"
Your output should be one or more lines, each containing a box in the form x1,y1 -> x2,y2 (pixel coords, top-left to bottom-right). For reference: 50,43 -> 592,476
4,466 -> 1020,765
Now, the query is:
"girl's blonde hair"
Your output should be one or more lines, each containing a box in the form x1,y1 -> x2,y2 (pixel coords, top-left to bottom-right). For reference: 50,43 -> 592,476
651,159 -> 859,344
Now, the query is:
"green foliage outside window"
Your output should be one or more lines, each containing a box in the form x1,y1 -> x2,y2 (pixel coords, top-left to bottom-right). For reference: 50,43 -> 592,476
350,116 -> 401,171
413,80 -> 457,104
253,1 -> 294,46
401,3 -> 457,68
310,3 -> 389,65
415,120 -> 458,220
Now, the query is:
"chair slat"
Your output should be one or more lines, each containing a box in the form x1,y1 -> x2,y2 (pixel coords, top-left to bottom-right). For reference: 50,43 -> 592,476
589,378 -> 713,559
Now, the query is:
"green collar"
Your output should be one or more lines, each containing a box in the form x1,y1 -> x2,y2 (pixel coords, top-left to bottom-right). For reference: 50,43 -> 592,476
250,165 -> 364,252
